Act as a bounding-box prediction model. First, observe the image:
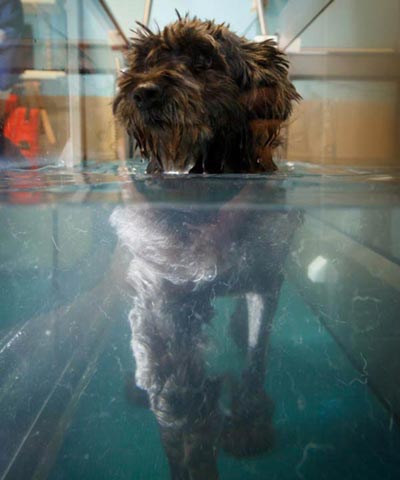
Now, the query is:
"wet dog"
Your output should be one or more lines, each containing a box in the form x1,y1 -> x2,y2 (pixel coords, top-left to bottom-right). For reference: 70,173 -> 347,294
113,13 -> 300,174
112,14 -> 301,480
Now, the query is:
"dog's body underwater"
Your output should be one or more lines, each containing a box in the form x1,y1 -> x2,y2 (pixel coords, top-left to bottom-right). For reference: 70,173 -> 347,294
112,15 -> 301,480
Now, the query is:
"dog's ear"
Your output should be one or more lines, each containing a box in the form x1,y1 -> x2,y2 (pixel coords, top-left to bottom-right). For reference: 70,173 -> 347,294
238,39 -> 300,121
235,40 -> 300,172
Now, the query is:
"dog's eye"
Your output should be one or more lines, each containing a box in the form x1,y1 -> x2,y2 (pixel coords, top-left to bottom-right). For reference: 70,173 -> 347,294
193,53 -> 212,70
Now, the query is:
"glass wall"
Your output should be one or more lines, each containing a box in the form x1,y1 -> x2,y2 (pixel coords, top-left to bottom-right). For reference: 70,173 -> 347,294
0,0 -> 129,168
1,0 -> 399,169
270,0 -> 400,167
1,4 -> 400,479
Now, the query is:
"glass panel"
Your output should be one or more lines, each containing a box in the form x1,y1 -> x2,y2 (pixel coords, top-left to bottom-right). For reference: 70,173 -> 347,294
269,0 -> 400,168
0,170 -> 400,479
1,3 -> 400,479
268,0 -> 333,48
295,0 -> 400,51
0,0 -> 130,169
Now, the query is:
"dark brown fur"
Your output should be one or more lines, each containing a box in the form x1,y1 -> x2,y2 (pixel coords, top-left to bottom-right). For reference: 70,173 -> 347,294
113,15 -> 300,173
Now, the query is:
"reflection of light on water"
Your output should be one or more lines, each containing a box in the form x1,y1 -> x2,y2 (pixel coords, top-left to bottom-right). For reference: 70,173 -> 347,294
0,330 -> 23,355
368,175 -> 394,181
164,171 -> 188,175
308,256 -> 328,283
307,255 -> 338,284
246,293 -> 264,348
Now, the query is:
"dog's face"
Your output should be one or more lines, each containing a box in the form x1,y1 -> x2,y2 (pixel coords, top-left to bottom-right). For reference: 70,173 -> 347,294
114,16 -> 299,173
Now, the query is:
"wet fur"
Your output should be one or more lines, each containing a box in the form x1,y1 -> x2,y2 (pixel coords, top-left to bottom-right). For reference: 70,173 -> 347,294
113,15 -> 300,173
111,196 -> 302,479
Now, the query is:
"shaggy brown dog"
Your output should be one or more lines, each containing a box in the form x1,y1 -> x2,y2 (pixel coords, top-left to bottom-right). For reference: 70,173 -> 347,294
113,14 -> 300,173
112,14 -> 301,480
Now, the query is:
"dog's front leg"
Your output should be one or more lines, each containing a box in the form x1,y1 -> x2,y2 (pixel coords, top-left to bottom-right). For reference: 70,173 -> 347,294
130,292 -> 222,480
158,374 -> 221,480
223,273 -> 284,457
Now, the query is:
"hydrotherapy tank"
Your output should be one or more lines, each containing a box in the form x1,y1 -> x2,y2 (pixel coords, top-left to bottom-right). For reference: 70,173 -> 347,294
0,165 -> 399,479
1,0 -> 400,479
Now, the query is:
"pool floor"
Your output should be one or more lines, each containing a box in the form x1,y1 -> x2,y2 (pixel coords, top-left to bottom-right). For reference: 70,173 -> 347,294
47,281 -> 400,480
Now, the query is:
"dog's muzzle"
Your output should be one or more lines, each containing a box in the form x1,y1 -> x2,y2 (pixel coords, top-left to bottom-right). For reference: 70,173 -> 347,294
132,82 -> 163,110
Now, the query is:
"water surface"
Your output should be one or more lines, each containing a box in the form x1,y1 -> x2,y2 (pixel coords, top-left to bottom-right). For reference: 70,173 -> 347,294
1,163 -> 399,480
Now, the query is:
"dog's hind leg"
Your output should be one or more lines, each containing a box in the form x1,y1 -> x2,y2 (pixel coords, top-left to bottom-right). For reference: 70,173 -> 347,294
223,273 -> 284,457
159,375 -> 222,480
130,291 -> 222,480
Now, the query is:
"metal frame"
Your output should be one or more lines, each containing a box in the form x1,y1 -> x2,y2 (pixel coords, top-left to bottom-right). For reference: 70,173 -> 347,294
65,0 -> 83,168
255,0 -> 268,36
98,0 -> 129,46
277,0 -> 335,50
143,0 -> 153,26
64,0 -> 131,167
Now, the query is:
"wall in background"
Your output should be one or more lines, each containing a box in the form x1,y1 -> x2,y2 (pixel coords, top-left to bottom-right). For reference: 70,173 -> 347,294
271,0 -> 400,166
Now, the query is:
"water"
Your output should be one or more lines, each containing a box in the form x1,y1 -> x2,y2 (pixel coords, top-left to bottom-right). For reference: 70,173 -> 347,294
0,163 -> 399,480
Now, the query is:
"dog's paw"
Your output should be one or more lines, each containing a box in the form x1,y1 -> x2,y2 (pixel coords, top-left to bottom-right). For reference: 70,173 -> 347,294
222,411 -> 275,457
221,389 -> 275,457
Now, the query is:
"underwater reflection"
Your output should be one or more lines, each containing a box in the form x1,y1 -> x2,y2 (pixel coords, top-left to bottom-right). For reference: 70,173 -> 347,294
111,175 -> 303,479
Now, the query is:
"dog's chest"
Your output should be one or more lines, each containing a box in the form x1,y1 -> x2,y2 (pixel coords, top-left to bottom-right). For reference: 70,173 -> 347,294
112,204 -> 301,296
180,208 -> 299,290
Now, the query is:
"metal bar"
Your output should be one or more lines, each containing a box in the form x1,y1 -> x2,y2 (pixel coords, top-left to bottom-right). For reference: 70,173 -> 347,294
97,0 -> 129,46
396,82 -> 400,161
65,0 -> 83,168
79,0 -> 88,166
143,0 -> 153,26
255,0 -> 268,36
277,0 -> 335,50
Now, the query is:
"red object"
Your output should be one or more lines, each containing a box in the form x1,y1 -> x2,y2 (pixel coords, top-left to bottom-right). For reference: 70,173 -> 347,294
5,93 -> 18,116
7,171 -> 43,204
4,106 -> 40,162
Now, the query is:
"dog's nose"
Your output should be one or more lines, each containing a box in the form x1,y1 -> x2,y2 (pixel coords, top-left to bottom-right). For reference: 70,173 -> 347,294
132,83 -> 162,109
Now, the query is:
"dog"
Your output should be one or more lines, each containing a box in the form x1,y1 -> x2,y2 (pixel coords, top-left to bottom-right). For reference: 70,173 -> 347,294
112,14 -> 301,480
113,13 -> 300,174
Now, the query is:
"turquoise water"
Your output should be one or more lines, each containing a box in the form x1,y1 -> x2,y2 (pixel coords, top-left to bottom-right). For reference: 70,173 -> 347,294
1,164 -> 400,479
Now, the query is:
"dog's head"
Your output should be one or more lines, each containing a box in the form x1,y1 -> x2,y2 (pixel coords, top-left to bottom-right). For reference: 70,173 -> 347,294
114,15 -> 300,173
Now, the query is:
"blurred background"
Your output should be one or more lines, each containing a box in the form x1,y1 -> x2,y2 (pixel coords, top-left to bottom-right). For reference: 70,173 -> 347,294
0,0 -> 399,168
